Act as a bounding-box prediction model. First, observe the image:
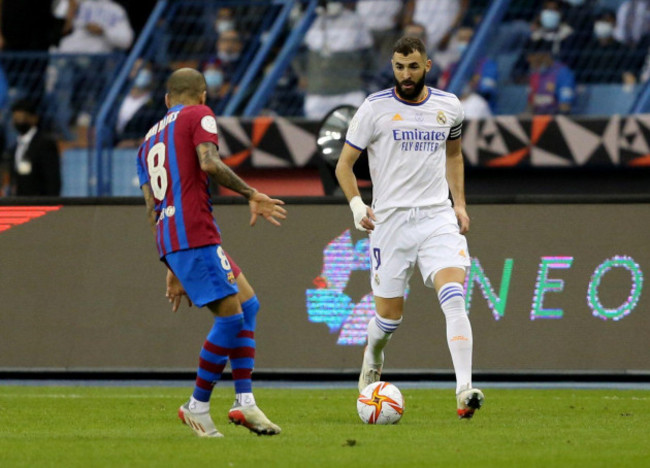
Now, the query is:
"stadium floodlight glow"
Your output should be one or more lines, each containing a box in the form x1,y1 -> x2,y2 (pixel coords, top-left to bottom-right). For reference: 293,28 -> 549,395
315,105 -> 357,166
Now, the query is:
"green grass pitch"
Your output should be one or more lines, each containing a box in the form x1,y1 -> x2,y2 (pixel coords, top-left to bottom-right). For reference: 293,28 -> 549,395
1,385 -> 649,467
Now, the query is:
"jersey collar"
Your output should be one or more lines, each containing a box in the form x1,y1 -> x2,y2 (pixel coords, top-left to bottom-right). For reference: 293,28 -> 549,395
392,87 -> 431,106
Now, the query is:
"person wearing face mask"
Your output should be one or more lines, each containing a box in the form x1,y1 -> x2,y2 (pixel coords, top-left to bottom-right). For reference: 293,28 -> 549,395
512,1 -> 575,83
115,63 -> 165,147
209,28 -> 243,101
0,99 -> 60,196
214,7 -> 236,36
571,10 -> 640,84
202,61 -> 226,110
437,22 -> 499,112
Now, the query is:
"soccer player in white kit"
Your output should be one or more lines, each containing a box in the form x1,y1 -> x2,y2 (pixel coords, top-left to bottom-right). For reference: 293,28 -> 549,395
335,36 -> 484,419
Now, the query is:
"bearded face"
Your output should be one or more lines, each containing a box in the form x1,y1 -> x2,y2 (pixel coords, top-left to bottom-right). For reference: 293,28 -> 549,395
391,51 -> 430,102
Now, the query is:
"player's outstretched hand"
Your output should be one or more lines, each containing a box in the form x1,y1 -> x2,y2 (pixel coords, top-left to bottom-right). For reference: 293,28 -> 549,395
166,269 -> 192,313
249,191 -> 287,227
454,206 -> 470,234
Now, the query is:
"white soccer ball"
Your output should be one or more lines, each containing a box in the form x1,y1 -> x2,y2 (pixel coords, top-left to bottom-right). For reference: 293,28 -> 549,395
357,381 -> 405,424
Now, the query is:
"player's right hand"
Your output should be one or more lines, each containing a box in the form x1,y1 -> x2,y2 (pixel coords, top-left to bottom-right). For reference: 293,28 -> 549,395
249,191 -> 287,227
166,269 -> 193,312
350,196 -> 375,233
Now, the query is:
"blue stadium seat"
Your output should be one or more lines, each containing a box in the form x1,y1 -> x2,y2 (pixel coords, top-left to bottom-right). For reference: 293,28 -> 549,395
61,149 -> 89,197
496,84 -> 528,115
495,52 -> 520,84
574,84 -> 640,116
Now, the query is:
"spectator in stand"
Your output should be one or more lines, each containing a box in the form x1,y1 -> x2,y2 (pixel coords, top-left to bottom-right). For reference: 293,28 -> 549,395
614,0 -> 650,46
370,22 -> 441,93
571,10 -> 641,84
0,99 -> 61,197
356,0 -> 405,71
297,1 -> 373,119
202,60 -> 226,111
215,7 -> 237,35
512,1 -> 575,83
562,0 -> 600,44
460,83 -> 492,120
526,42 -> 575,115
49,0 -> 134,139
199,28 -> 244,111
437,22 -> 498,112
115,61 -> 165,148
403,0 -> 470,53
214,28 -> 244,86
57,0 -> 133,54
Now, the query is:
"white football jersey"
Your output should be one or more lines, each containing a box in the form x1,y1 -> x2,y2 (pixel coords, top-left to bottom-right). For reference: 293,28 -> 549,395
345,87 -> 464,217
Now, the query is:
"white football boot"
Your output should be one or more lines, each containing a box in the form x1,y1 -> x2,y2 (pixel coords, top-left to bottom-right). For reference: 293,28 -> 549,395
228,402 -> 281,435
456,387 -> 485,419
178,401 -> 223,438
358,347 -> 383,393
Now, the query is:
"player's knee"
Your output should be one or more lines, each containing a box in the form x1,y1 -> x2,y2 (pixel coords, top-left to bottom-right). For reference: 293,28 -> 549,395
241,295 -> 260,329
437,282 -> 466,317
372,313 -> 403,335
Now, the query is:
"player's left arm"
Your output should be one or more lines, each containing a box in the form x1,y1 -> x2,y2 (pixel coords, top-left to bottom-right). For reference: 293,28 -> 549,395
446,137 -> 470,234
195,142 -> 287,226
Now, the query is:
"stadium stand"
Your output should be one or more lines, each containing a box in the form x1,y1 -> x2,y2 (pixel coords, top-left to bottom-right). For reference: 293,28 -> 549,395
0,0 -> 649,197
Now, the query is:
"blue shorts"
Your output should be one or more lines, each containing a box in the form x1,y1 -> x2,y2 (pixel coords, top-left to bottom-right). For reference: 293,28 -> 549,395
165,245 -> 238,307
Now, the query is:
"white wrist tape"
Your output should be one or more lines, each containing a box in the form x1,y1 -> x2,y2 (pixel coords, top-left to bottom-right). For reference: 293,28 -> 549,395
349,196 -> 367,231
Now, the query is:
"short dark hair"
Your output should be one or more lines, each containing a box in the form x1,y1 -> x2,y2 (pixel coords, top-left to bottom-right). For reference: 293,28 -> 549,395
166,67 -> 206,100
11,99 -> 38,116
393,36 -> 426,57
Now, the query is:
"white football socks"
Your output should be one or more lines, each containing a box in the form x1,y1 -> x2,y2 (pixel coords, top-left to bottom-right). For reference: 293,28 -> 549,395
364,313 -> 402,367
235,392 -> 256,407
189,396 -> 210,413
437,282 -> 473,394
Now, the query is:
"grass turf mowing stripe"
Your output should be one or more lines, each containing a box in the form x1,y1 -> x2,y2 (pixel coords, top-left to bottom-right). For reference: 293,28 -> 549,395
0,386 -> 649,467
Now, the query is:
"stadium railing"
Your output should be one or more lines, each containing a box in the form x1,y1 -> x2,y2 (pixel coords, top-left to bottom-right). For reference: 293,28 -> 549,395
93,0 -> 314,195
464,0 -> 648,116
5,0 -> 650,197
0,51 -> 125,195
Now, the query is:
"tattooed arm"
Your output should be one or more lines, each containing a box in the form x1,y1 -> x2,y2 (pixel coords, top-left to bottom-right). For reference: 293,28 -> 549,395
195,142 -> 288,226
196,141 -> 255,199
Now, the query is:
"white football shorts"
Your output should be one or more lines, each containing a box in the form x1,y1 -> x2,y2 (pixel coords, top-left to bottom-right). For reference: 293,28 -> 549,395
368,203 -> 470,298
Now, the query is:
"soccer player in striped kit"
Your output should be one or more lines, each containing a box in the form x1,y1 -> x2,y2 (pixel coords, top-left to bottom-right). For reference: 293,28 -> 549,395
335,36 -> 484,419
137,68 -> 287,437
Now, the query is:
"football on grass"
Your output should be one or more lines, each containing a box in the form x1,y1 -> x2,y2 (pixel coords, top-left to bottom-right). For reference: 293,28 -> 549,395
357,381 -> 405,424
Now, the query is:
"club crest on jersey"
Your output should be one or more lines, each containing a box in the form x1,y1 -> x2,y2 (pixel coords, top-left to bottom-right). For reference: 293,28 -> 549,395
436,110 -> 447,125
201,115 -> 218,134
227,271 -> 236,284
157,205 -> 176,223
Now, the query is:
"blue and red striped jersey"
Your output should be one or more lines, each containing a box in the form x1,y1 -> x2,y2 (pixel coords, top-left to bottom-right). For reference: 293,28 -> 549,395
137,104 -> 221,257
